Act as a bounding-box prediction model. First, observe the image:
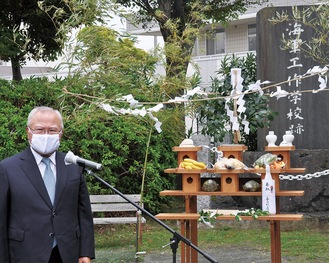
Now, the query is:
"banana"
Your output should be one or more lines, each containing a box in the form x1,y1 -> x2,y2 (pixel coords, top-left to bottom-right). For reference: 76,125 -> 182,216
192,161 -> 206,169
183,158 -> 195,163
181,158 -> 206,169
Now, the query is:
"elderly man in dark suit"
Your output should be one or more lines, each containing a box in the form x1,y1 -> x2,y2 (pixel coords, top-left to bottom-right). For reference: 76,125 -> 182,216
0,106 -> 95,263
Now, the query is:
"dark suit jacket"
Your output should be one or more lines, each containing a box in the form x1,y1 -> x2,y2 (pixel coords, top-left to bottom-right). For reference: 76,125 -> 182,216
0,148 -> 95,263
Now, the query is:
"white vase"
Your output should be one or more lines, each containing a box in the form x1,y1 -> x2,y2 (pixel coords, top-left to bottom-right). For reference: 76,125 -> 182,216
281,131 -> 294,146
266,131 -> 277,147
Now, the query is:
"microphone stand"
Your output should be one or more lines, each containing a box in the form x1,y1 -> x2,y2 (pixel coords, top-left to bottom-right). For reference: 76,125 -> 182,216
84,168 -> 218,263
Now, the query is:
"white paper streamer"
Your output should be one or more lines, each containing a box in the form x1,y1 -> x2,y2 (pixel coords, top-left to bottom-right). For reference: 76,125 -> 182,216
225,68 -> 250,136
116,94 -> 139,107
98,66 -> 328,136
270,86 -> 289,99
148,112 -> 162,133
101,95 -> 163,132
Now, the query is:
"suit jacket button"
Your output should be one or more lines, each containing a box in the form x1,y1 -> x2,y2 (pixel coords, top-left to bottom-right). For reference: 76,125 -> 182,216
49,233 -> 54,238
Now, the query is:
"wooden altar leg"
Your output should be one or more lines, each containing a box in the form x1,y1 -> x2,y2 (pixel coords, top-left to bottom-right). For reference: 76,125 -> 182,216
186,219 -> 191,263
270,220 -> 282,263
191,219 -> 198,261
180,219 -> 186,263
189,196 -> 198,263
275,221 -> 282,262
180,196 -> 198,263
271,196 -> 282,263
179,218 -> 193,263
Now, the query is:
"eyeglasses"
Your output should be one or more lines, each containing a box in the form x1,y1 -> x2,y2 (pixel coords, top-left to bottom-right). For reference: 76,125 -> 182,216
28,127 -> 62,135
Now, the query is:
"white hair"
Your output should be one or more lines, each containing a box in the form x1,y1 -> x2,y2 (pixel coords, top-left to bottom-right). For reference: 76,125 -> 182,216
27,106 -> 64,129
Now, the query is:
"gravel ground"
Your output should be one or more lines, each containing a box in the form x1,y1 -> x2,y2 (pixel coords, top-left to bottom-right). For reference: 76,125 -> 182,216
94,245 -> 298,263
140,246 -> 273,263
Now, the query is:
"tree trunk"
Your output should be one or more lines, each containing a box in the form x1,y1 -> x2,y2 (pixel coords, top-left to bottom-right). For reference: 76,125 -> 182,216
11,57 -> 23,81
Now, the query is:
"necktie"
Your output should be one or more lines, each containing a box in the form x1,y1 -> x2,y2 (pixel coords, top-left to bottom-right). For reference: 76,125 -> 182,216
42,157 -> 56,205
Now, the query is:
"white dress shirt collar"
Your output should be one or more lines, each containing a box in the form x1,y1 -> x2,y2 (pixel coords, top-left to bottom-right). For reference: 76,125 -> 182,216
30,147 -> 57,165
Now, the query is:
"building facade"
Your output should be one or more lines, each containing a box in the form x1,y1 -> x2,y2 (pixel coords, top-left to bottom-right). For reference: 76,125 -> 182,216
126,0 -> 326,86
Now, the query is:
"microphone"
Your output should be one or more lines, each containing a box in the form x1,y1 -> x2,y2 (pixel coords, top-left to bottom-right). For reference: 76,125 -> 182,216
64,151 -> 102,170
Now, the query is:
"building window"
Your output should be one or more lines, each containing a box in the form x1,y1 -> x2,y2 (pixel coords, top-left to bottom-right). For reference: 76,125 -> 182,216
206,29 -> 225,55
248,24 -> 256,51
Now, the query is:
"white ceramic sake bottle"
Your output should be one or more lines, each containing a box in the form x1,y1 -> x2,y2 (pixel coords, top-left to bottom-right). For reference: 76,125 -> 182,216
262,165 -> 276,214
266,131 -> 277,146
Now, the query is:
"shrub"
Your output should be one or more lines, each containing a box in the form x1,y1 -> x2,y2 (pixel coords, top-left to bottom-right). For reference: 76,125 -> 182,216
196,53 -> 278,150
0,77 -> 182,213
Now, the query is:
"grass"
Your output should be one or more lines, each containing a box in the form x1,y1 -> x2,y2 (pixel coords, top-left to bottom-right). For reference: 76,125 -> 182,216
93,220 -> 329,263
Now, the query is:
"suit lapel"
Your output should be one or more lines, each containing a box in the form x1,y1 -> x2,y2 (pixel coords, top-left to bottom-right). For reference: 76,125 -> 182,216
20,149 -> 69,209
20,148 -> 53,208
54,152 -> 68,207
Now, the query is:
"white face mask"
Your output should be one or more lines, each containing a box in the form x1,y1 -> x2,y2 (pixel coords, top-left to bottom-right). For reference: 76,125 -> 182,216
30,134 -> 60,155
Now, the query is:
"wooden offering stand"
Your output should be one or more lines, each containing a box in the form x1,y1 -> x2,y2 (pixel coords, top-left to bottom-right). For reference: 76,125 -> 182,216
156,144 -> 305,263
